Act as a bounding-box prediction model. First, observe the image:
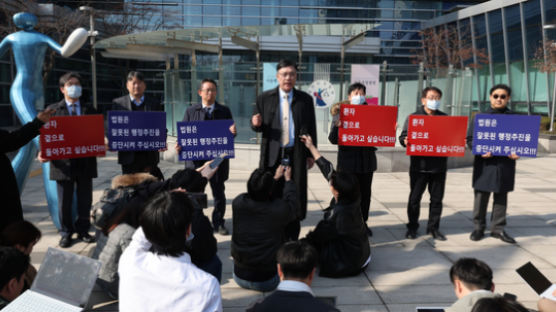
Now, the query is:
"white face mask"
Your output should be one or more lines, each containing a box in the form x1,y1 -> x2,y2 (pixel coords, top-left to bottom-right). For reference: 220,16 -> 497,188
66,85 -> 82,99
350,95 -> 366,105
426,99 -> 441,110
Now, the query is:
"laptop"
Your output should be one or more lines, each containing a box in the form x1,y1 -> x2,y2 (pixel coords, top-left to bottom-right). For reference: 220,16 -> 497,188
3,247 -> 101,312
516,262 -> 556,301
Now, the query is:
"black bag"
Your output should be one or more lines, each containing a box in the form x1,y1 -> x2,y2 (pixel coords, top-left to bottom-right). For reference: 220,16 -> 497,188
91,187 -> 136,233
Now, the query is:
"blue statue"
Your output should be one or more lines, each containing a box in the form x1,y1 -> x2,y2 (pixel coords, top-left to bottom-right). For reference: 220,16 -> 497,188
0,12 -> 87,228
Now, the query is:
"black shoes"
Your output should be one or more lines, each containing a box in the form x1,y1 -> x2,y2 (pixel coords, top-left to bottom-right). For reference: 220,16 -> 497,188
405,229 -> 417,239
491,231 -> 516,244
78,233 -> 96,243
427,229 -> 447,241
59,235 -> 72,248
366,227 -> 373,237
470,230 -> 484,241
215,225 -> 230,235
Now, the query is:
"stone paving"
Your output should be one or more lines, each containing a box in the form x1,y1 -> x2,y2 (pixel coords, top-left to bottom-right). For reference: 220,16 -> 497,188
20,151 -> 556,311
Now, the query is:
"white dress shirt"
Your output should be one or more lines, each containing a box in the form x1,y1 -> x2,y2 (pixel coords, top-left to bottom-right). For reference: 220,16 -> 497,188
118,228 -> 222,312
276,280 -> 314,296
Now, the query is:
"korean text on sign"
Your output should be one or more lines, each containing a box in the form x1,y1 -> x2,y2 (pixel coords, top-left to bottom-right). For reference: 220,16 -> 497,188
407,115 -> 468,157
177,119 -> 235,161
472,114 -> 540,157
107,111 -> 167,151
40,115 -> 106,160
338,104 -> 397,147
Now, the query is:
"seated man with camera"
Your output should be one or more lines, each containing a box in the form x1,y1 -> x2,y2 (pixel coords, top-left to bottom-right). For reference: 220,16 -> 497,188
231,165 -> 299,292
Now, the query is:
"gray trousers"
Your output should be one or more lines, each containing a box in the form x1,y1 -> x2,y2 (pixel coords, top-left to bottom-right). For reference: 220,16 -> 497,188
473,190 -> 508,233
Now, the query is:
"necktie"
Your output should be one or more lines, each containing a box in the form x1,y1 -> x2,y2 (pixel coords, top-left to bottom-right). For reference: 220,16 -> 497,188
281,94 -> 290,146
204,107 -> 212,120
70,104 -> 77,116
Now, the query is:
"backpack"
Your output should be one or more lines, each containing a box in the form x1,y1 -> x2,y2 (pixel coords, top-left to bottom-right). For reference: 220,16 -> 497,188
91,187 -> 136,233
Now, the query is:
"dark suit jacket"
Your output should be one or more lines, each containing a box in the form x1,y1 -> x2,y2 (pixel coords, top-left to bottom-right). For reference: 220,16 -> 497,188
252,87 -> 317,169
0,117 -> 43,231
182,102 -> 234,181
111,95 -> 163,167
46,100 -> 98,181
252,87 -> 316,218
246,290 -> 339,312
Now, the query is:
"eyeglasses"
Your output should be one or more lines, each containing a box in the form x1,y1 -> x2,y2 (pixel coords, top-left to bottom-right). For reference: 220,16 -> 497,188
492,94 -> 507,100
201,88 -> 217,93
278,72 -> 297,78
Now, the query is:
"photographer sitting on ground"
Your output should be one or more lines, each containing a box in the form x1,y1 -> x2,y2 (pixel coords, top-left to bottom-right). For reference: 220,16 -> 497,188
300,135 -> 371,278
231,165 -> 299,292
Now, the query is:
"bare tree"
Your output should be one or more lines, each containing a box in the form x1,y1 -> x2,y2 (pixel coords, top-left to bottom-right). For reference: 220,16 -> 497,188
413,24 -> 488,72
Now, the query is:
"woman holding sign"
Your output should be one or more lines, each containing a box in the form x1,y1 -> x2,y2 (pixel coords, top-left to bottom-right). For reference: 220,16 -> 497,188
329,82 -> 376,237
467,84 -> 519,244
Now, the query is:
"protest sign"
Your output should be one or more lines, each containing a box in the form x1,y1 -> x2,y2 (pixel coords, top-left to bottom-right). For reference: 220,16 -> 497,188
40,115 -> 105,160
107,111 -> 167,151
338,104 -> 397,147
407,115 -> 468,157
177,119 -> 235,161
472,114 -> 540,157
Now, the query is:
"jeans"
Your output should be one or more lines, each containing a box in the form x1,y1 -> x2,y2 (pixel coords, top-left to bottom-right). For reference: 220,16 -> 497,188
233,273 -> 279,292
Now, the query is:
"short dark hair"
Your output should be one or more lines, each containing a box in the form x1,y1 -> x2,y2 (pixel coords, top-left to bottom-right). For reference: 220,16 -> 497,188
276,59 -> 298,72
490,84 -> 512,97
0,221 -> 41,249
0,247 -> 29,290
140,191 -> 193,257
277,241 -> 318,280
168,169 -> 207,192
471,297 -> 529,312
247,169 -> 275,201
330,171 -> 360,203
59,72 -> 82,87
348,83 -> 366,96
450,258 -> 493,291
421,86 -> 442,99
127,71 -> 145,82
199,78 -> 217,90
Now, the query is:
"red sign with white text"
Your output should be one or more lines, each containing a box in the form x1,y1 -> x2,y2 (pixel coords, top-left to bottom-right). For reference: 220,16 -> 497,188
407,115 -> 468,157
40,115 -> 106,160
338,104 -> 397,147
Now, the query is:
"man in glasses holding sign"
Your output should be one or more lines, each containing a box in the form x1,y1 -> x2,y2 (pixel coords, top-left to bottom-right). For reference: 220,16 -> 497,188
467,84 -> 520,244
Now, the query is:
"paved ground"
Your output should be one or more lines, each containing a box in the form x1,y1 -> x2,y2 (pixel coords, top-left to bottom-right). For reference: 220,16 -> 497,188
21,151 -> 556,311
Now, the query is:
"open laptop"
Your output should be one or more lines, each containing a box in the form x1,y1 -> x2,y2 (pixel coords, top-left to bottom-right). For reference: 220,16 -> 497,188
3,247 -> 101,312
516,262 -> 556,301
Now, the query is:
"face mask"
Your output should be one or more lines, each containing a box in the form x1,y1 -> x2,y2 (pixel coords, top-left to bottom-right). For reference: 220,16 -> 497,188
426,99 -> 441,110
66,85 -> 82,99
350,95 -> 366,105
186,232 -> 195,242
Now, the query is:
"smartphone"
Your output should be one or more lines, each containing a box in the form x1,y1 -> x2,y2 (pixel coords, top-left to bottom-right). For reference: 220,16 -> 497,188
281,157 -> 290,166
209,153 -> 227,169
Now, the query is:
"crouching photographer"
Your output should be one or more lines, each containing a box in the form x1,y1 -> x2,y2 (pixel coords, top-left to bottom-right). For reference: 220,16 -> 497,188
91,161 -> 222,298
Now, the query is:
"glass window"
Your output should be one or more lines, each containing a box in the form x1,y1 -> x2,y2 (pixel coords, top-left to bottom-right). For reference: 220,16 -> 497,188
203,0 -> 223,26
488,10 -> 505,63
505,5 -> 524,62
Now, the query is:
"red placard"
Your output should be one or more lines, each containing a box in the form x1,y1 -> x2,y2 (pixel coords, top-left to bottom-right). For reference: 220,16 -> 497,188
338,104 -> 397,147
407,115 -> 468,157
40,115 -> 106,160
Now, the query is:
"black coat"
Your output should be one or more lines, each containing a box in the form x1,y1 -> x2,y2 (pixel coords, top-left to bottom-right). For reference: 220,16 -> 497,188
0,117 -> 43,231
252,87 -> 317,218
112,95 -> 163,168
46,100 -> 98,181
467,107 -> 516,193
329,113 -> 377,173
305,157 -> 371,278
182,102 -> 234,181
231,181 -> 298,275
399,106 -> 448,173
246,290 -> 340,312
